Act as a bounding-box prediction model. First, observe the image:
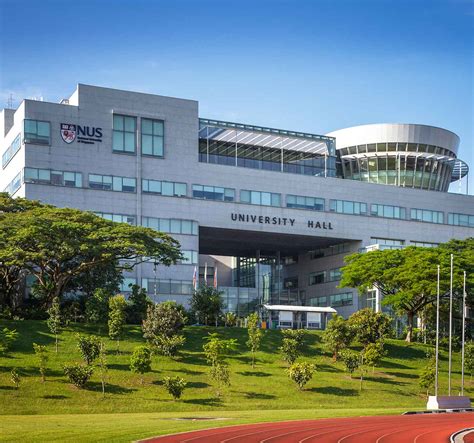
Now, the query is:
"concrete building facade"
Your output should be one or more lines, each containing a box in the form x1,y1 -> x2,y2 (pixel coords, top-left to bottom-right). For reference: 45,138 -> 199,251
1,84 -> 472,325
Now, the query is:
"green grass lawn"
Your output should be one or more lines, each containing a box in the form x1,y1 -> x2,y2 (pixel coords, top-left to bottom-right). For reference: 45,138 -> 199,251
0,320 -> 472,442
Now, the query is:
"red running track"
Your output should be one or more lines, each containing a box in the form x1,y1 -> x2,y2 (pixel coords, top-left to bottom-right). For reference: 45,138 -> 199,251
144,413 -> 474,443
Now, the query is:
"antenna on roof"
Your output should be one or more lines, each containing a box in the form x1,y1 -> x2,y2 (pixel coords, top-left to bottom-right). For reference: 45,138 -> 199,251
6,93 -> 14,109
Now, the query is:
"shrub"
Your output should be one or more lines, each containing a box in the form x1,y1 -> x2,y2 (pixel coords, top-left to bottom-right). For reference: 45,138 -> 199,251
225,312 -> 237,327
130,346 -> 152,383
209,363 -> 230,396
0,327 -> 19,355
76,334 -> 101,365
63,363 -> 94,388
323,315 -> 352,360
363,341 -> 387,372
348,308 -> 392,346
281,329 -> 306,346
33,343 -> 48,382
143,301 -> 186,340
419,364 -> 435,397
108,295 -> 127,351
279,337 -> 300,366
47,297 -> 62,353
246,313 -> 262,368
163,376 -> 187,400
10,368 -> 20,389
287,362 -> 315,390
154,334 -> 186,357
340,349 -> 360,377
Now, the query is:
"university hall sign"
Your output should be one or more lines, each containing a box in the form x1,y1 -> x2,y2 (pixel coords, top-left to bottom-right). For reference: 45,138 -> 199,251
230,213 -> 333,230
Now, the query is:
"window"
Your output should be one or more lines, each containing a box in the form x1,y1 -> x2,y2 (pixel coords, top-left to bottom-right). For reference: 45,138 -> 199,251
410,241 -> 439,248
142,279 -> 193,296
113,114 -> 136,153
142,217 -> 198,235
120,278 -> 137,292
448,213 -> 474,228
329,292 -> 353,307
2,134 -> 21,168
240,190 -> 281,207
142,179 -> 187,197
192,184 -> 235,202
371,238 -> 404,246
309,296 -> 328,307
141,118 -> 164,157
310,243 -> 351,259
89,174 -> 136,192
287,194 -> 324,211
24,120 -> 50,145
95,212 -> 136,225
284,276 -> 298,289
3,171 -> 22,195
410,208 -> 443,224
24,168 -> 82,187
179,250 -> 198,264
328,268 -> 342,282
309,271 -> 325,285
371,204 -> 406,219
329,199 -> 367,215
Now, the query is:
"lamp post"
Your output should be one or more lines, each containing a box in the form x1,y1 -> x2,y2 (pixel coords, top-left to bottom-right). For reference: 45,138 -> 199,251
435,265 -> 440,397
461,271 -> 466,396
448,254 -> 453,395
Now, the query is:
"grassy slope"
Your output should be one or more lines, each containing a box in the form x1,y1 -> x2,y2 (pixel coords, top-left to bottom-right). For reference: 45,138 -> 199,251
0,320 -> 472,442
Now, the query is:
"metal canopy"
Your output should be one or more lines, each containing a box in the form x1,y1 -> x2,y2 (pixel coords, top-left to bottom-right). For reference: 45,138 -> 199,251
199,118 -> 335,155
263,304 -> 337,314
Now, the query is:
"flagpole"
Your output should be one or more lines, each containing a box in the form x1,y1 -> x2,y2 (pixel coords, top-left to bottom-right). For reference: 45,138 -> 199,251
461,270 -> 466,396
435,265 -> 440,397
448,253 -> 453,396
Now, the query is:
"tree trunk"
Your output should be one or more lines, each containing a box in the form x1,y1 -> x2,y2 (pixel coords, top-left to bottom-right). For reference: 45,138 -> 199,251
102,379 -> 105,398
55,334 -> 58,353
405,312 -> 414,342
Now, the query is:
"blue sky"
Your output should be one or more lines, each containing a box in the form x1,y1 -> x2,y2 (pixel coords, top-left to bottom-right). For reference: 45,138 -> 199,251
1,0 -> 472,192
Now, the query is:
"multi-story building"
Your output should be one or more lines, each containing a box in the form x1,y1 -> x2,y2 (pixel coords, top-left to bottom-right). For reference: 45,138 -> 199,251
1,84 -> 472,325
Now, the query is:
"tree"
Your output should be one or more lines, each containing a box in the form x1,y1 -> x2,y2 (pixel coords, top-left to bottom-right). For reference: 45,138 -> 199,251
190,285 -> 224,325
279,330 -> 305,366
63,363 -> 93,388
10,368 -> 20,389
348,308 -> 392,346
0,203 -> 182,306
142,301 -> 186,339
108,295 -> 127,352
163,376 -> 187,400
126,284 -> 151,324
76,334 -> 101,365
97,342 -> 108,398
246,313 -> 262,368
225,312 -> 237,327
466,342 -> 474,380
363,341 -> 386,373
340,241 -> 473,342
323,315 -> 352,360
0,327 -> 19,355
287,362 -> 315,391
130,345 -> 152,384
419,351 -> 436,397
47,297 -> 61,352
154,334 -> 186,357
203,333 -> 237,396
33,343 -> 48,382
340,349 -> 360,378
85,288 -> 111,324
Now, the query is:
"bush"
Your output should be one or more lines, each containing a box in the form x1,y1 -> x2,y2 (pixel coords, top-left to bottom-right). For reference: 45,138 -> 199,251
287,362 -> 315,390
340,349 -> 360,377
130,346 -> 152,383
154,334 -> 186,357
348,308 -> 392,346
162,376 -> 187,400
143,301 -> 186,339
363,341 -> 386,371
76,334 -> 101,365
281,329 -> 306,346
0,327 -> 19,355
209,363 -> 230,396
63,363 -> 94,388
225,312 -> 237,327
279,337 -> 300,366
323,315 -> 352,360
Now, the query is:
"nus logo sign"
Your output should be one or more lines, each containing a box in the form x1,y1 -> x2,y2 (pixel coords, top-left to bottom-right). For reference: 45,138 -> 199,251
60,123 -> 103,145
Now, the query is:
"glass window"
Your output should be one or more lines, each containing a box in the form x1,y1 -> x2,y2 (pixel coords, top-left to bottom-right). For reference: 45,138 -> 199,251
23,167 -> 82,188
24,120 -> 51,145
329,292 -> 353,307
3,171 -> 22,195
141,118 -> 164,157
2,134 -> 21,168
89,174 -> 135,192
241,190 -> 281,207
142,179 -> 186,197
410,208 -> 443,224
371,204 -> 406,219
192,184 -> 235,202
113,115 -> 136,153
95,212 -> 136,225
142,217 -> 198,235
180,250 -> 198,264
330,199 -> 367,215
447,213 -> 474,228
309,271 -> 325,285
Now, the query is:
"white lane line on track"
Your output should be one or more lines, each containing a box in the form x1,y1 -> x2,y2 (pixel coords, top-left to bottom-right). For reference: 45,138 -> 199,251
336,425 -> 394,443
219,425 -> 304,443
180,424 -> 283,443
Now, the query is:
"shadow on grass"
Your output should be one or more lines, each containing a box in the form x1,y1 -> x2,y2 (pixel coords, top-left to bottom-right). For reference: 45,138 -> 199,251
0,385 -> 18,391
85,382 -> 137,394
237,371 -> 272,377
42,394 -> 69,400
385,371 -> 418,379
366,376 -> 408,386
108,363 -> 132,371
316,363 -> 343,373
309,386 -> 358,396
183,397 -> 223,407
243,392 -> 276,400
186,381 -> 210,389
178,353 -> 207,366
170,368 -> 204,376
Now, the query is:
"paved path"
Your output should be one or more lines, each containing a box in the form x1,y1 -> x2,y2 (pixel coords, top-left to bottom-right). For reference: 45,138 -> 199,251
144,413 -> 474,443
